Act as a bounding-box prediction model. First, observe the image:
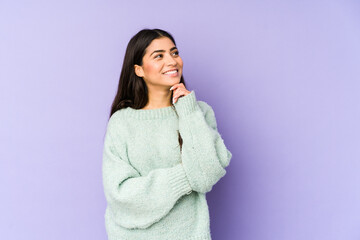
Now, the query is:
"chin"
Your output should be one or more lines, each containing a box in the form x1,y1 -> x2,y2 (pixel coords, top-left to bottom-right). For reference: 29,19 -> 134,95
163,77 -> 181,83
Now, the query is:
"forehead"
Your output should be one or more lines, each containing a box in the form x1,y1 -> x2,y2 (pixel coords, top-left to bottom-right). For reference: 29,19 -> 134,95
145,37 -> 176,53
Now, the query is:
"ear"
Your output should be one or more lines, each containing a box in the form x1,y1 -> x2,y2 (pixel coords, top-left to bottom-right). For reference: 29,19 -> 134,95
134,64 -> 144,78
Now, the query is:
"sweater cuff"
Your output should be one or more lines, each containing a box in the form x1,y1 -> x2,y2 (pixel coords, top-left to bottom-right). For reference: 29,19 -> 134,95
174,90 -> 198,117
167,164 -> 193,199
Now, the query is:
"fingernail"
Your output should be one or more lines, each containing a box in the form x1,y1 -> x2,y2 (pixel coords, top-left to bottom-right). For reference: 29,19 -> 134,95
170,86 -> 173,91
172,98 -> 175,104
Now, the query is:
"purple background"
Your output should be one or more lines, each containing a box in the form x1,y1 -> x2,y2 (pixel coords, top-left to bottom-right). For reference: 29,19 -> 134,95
1,1 -> 360,239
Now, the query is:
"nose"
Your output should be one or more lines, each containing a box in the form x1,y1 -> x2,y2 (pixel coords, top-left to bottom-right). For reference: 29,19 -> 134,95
165,53 -> 177,66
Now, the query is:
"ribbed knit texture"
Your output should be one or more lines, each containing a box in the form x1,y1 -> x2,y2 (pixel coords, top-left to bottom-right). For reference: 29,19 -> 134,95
102,90 -> 232,240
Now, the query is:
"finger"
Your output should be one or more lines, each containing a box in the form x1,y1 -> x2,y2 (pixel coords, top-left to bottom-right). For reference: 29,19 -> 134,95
172,95 -> 178,104
172,94 -> 179,104
173,87 -> 186,97
173,90 -> 185,100
170,83 -> 186,91
169,84 -> 181,91
173,92 -> 186,103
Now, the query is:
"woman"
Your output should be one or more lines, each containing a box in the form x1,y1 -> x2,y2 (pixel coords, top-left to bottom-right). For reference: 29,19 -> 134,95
102,28 -> 232,240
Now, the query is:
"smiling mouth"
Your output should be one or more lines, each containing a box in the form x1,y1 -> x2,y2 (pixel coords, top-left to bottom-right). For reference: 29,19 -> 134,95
163,69 -> 178,75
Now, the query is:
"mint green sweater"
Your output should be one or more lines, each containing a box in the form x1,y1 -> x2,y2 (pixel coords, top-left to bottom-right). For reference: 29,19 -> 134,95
102,90 -> 232,240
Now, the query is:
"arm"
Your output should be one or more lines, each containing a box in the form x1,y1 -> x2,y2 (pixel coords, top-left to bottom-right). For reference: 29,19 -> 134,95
174,90 -> 233,193
102,119 -> 192,230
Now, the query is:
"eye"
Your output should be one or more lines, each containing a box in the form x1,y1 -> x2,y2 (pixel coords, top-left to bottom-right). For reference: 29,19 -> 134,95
154,51 -> 179,59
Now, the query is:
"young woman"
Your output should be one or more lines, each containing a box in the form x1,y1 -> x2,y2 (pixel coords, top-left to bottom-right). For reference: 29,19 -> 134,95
102,28 -> 232,240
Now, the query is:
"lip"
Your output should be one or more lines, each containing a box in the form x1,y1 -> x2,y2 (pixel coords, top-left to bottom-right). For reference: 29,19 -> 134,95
162,69 -> 178,74
162,69 -> 179,77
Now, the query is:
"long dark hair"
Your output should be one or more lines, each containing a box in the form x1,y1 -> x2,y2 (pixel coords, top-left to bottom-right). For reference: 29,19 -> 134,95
109,28 -> 186,150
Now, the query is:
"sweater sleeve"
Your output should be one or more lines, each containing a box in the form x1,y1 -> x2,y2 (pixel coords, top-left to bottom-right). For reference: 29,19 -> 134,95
102,119 -> 193,230
174,90 -> 233,193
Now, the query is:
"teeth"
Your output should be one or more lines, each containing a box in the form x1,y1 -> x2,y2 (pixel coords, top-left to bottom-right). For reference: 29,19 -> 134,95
164,70 -> 177,74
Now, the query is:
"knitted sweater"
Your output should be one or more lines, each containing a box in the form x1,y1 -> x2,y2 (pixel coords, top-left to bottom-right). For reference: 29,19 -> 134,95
102,90 -> 232,240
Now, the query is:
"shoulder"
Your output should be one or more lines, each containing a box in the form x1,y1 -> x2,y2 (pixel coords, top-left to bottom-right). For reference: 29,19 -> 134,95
107,109 -> 126,127
197,100 -> 218,130
103,110 -> 131,160
197,100 -> 215,116
106,109 -> 130,139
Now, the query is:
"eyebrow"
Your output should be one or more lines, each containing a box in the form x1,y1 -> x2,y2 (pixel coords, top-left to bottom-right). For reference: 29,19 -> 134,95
150,47 -> 178,57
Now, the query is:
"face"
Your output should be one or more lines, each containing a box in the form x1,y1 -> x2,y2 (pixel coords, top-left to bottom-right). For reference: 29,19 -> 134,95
134,37 -> 183,89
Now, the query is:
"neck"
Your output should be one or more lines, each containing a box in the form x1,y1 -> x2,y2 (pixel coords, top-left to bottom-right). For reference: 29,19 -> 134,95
142,87 -> 172,109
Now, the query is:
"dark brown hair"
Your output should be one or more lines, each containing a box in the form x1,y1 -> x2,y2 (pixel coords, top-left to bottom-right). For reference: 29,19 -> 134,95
108,28 -> 186,151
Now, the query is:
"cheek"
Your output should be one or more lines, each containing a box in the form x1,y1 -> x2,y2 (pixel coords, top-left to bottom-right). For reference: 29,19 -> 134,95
143,62 -> 161,75
178,57 -> 184,67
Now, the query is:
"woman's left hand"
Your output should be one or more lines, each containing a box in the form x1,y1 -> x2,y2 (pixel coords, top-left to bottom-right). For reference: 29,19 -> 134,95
170,83 -> 191,104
